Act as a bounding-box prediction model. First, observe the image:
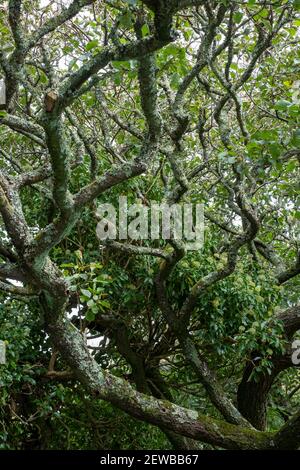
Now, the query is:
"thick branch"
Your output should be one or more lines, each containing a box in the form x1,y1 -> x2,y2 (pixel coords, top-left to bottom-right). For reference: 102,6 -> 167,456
44,312 -> 272,450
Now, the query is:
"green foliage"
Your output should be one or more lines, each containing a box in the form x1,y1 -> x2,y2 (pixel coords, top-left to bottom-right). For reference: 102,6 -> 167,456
0,0 -> 299,451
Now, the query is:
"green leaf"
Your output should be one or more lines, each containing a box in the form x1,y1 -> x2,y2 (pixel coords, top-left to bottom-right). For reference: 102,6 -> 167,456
290,129 -> 300,146
269,143 -> 281,158
119,11 -> 132,29
80,289 -> 92,299
113,61 -> 130,70
141,23 -> 150,37
294,211 -> 300,220
274,99 -> 291,110
85,310 -> 96,322
91,305 -> 98,314
99,300 -> 111,310
258,9 -> 269,18
293,0 -> 300,11
233,12 -> 243,24
85,39 -> 98,51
